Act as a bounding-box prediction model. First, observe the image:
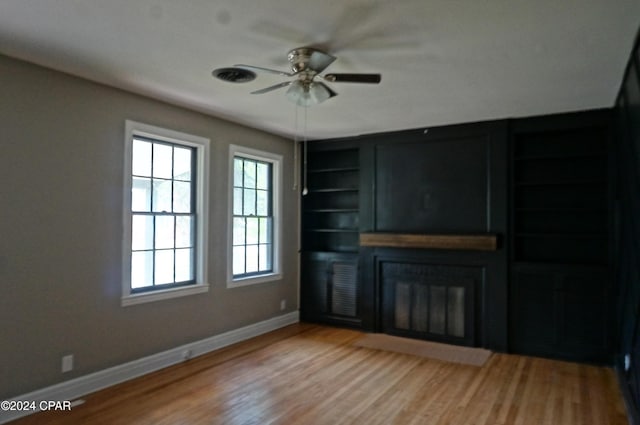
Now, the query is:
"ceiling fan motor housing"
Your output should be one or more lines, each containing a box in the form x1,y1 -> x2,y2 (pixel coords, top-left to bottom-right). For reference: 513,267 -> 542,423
287,47 -> 319,73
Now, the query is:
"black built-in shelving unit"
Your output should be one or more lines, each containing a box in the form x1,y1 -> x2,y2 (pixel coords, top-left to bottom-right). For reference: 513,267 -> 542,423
299,109 -> 613,363
509,111 -> 612,363
300,145 -> 362,327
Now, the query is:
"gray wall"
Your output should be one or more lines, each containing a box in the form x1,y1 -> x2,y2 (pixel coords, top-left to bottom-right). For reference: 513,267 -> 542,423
0,54 -> 299,398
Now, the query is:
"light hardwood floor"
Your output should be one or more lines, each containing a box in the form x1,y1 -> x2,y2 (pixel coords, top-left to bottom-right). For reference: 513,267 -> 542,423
10,323 -> 628,425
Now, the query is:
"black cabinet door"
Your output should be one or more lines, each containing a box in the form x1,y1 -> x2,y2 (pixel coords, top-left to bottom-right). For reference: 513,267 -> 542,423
510,264 -> 611,363
300,252 -> 361,327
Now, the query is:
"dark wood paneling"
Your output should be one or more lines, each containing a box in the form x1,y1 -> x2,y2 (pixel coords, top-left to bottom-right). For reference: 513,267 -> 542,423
375,136 -> 489,233
614,27 -> 640,425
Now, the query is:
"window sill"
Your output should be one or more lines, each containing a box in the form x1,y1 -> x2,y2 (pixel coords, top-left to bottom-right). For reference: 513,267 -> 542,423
122,283 -> 209,307
227,273 -> 282,289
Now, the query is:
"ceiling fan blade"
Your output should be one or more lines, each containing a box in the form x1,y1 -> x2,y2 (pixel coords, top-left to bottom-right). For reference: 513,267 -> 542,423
250,81 -> 292,94
234,64 -> 294,77
324,73 -> 381,84
308,51 -> 336,73
318,82 -> 338,98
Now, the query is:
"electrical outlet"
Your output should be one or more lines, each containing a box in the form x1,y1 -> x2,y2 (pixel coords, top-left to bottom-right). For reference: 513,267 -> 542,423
62,354 -> 74,373
280,299 -> 286,311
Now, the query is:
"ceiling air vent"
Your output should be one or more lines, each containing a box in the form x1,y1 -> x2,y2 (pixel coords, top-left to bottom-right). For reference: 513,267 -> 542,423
212,67 -> 256,83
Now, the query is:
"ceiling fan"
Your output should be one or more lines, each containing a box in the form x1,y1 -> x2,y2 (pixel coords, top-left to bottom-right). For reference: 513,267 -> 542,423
234,47 -> 381,106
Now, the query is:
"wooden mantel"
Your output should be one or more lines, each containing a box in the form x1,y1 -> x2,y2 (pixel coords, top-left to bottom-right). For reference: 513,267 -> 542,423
359,233 -> 498,251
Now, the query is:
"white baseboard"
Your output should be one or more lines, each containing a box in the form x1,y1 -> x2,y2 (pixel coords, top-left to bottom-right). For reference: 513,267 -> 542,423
1,311 -> 299,424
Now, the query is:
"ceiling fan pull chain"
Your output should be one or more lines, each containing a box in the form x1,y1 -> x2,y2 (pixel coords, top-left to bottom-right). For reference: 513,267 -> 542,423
302,105 -> 308,196
293,103 -> 298,191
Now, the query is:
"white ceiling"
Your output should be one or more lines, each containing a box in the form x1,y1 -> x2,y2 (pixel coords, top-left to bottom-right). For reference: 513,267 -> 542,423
0,1 -> 638,140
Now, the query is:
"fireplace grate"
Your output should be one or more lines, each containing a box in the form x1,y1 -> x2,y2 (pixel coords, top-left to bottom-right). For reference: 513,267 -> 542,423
382,262 -> 480,346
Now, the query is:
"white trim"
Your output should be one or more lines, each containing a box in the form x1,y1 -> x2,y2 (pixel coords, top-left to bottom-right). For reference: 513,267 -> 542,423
122,120 -> 210,306
121,283 -> 209,307
0,311 -> 299,424
227,144 -> 283,288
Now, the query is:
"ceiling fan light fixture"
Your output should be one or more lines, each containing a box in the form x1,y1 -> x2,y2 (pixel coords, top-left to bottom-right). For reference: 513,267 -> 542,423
286,81 -> 332,107
309,82 -> 332,104
286,81 -> 307,106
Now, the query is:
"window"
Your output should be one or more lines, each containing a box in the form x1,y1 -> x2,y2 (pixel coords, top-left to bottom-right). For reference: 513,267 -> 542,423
122,121 -> 209,306
228,145 -> 282,287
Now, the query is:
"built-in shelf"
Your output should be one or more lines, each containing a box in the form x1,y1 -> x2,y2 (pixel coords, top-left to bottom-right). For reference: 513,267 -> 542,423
515,207 -> 606,212
304,228 -> 359,233
515,232 -> 607,238
511,123 -> 608,265
302,147 -> 360,254
308,188 -> 359,193
308,167 -> 359,173
513,152 -> 606,161
514,179 -> 605,187
306,208 -> 359,213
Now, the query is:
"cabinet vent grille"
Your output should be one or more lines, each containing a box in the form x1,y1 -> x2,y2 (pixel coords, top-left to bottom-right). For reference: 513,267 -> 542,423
331,262 -> 357,317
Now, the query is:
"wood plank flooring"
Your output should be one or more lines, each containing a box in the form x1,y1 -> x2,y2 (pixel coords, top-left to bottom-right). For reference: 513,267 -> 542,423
10,323 -> 628,425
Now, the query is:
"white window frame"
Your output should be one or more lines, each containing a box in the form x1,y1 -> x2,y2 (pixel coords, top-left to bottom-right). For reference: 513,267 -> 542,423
228,144 -> 282,288
122,120 -> 210,306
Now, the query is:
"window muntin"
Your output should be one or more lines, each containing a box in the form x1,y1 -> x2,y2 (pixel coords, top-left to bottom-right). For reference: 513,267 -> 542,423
232,156 -> 273,278
130,137 -> 196,291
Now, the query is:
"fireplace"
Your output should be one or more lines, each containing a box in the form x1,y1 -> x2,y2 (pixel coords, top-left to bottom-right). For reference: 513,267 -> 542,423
381,262 -> 483,346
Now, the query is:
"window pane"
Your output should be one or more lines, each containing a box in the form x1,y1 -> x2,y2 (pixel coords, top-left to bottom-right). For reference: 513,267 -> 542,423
234,158 -> 244,187
233,246 -> 245,275
152,179 -> 172,212
233,188 -> 243,216
128,131 -> 206,294
244,160 -> 256,188
132,177 -> 151,212
256,190 -> 268,216
259,218 -> 271,244
176,216 -> 193,248
175,248 -> 193,282
259,244 -> 271,271
155,216 -> 175,249
132,215 -> 154,250
243,189 -> 256,216
256,162 -> 269,190
155,250 -> 174,284
132,140 -> 152,176
131,251 -> 153,288
153,143 -> 173,178
246,245 -> 259,273
173,181 -> 191,213
233,217 -> 246,246
173,147 -> 192,181
246,217 -> 259,245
